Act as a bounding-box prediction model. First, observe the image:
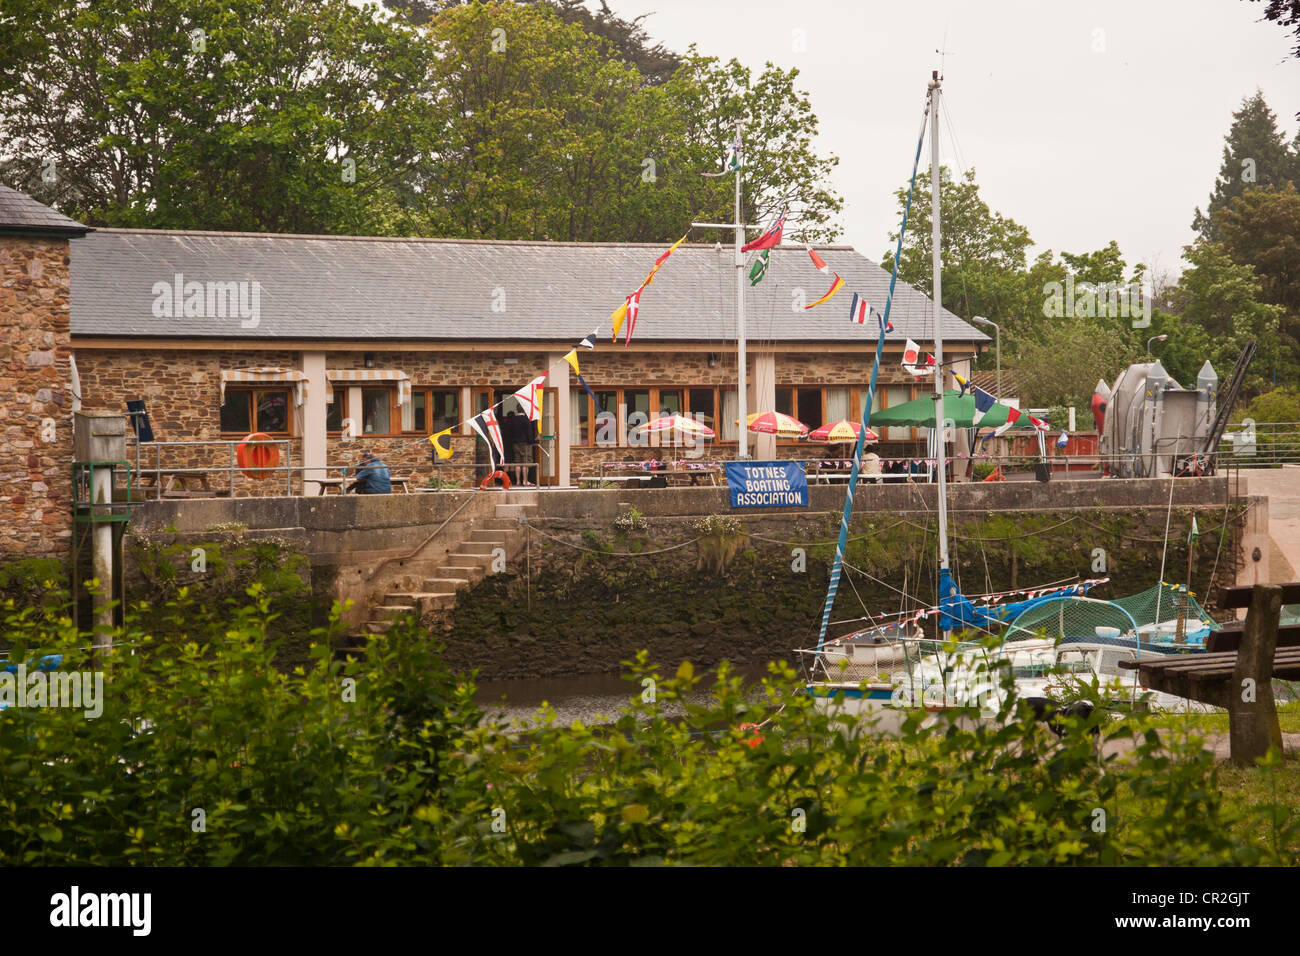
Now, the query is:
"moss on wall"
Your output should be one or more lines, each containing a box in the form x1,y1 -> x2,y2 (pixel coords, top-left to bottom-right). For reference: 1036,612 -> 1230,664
125,533 -> 315,668
441,505 -> 1245,681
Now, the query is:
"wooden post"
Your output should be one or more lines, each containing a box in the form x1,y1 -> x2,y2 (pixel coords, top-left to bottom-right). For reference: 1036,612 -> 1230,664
1228,584 -> 1283,766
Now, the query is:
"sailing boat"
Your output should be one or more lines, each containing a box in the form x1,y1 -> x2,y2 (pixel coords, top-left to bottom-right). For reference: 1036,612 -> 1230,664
796,73 -> 1210,729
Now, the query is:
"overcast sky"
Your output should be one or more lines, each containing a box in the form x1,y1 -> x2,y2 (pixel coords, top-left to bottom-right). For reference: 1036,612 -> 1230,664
604,0 -> 1297,279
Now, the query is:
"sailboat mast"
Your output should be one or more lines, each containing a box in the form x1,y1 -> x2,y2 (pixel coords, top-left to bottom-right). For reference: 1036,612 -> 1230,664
929,72 -> 950,572
735,120 -> 749,460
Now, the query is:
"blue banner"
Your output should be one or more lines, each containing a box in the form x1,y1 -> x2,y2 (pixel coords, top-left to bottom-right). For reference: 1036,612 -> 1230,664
725,460 -> 808,509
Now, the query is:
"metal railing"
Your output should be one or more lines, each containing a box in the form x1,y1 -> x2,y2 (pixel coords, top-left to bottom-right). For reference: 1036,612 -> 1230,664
126,437 -> 295,499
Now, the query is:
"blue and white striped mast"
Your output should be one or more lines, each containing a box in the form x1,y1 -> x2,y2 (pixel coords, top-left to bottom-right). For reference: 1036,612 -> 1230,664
814,81 -> 935,652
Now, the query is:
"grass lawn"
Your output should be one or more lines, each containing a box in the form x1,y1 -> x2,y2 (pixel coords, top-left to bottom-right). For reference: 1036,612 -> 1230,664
1147,698 -> 1300,862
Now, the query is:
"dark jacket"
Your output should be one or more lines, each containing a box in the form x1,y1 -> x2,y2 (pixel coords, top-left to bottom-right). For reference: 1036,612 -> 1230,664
353,459 -> 392,494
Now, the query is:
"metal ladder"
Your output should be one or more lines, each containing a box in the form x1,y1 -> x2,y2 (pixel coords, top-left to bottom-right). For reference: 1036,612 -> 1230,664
1201,339 -> 1257,474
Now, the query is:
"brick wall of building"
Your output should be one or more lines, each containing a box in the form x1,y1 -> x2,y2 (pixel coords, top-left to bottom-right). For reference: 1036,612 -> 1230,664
0,237 -> 75,560
72,344 -> 972,491
76,348 -> 305,495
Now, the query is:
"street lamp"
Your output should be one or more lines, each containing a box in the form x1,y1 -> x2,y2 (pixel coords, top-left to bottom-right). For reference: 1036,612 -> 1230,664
971,316 -> 1000,398
1146,334 -> 1168,358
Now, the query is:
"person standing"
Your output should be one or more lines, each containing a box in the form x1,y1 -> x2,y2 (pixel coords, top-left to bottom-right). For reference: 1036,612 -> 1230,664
509,408 -> 536,485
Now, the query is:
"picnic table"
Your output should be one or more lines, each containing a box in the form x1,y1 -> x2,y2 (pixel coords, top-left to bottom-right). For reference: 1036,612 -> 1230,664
137,469 -> 229,498
1119,582 -> 1300,765
306,475 -> 413,495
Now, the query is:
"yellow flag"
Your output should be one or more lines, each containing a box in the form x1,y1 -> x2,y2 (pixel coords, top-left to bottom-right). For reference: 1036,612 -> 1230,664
429,428 -> 454,460
610,299 -> 628,342
563,350 -> 580,375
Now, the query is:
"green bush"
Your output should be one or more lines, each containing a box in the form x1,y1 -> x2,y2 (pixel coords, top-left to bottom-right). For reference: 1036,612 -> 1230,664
1,592 -> 1295,866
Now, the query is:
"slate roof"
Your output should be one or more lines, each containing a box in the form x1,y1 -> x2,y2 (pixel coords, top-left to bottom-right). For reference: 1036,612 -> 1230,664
70,229 -> 989,346
0,185 -> 90,237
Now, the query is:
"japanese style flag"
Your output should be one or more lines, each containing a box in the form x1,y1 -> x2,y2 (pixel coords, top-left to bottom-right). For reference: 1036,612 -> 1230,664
469,409 -> 506,470
512,374 -> 547,423
902,339 -> 933,375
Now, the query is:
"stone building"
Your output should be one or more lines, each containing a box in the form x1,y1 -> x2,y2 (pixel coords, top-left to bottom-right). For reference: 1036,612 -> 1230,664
68,226 -> 986,491
0,186 -> 88,560
1,186 -> 989,551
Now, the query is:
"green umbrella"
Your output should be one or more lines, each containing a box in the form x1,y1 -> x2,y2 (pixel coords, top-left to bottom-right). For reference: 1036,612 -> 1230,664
868,389 -> 1031,429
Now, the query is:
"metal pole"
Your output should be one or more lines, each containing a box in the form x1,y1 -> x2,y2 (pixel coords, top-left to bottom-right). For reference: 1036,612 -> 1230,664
735,119 -> 748,460
930,73 -> 949,573
90,464 -> 113,650
994,323 -> 1001,400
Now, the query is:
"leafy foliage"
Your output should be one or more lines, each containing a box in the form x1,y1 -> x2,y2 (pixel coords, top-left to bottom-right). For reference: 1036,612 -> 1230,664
2,589 -> 1295,865
1192,90 -> 1298,239
0,0 -> 841,243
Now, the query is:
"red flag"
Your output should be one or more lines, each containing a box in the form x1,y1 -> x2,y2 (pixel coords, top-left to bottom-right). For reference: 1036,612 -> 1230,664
741,210 -> 786,253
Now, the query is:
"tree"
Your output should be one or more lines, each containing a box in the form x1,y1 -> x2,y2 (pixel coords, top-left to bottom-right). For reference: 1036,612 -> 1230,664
880,167 -> 1039,337
1192,90 -> 1297,239
0,0 -> 439,234
1173,240 -> 1292,395
1249,0 -> 1300,59
414,4 -> 841,243
1014,319 -> 1136,410
383,0 -> 683,83
1214,183 -> 1300,312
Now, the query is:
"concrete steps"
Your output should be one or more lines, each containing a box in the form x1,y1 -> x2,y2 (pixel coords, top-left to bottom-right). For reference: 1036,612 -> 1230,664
337,493 -> 538,660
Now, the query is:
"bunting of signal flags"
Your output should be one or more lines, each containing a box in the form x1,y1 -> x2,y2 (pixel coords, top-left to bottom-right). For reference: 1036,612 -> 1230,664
805,274 -> 844,310
512,374 -> 546,424
564,349 -> 599,406
802,245 -> 845,310
611,235 -> 687,345
469,409 -> 506,470
848,291 -> 891,332
749,250 -> 770,286
429,428 -> 454,460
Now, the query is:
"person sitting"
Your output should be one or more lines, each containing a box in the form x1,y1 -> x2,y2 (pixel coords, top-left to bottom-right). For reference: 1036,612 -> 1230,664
860,450 -> 883,482
351,450 -> 392,494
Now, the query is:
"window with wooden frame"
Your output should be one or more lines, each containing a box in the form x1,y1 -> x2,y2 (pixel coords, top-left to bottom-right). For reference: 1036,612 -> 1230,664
220,388 -> 291,436
411,388 -> 460,434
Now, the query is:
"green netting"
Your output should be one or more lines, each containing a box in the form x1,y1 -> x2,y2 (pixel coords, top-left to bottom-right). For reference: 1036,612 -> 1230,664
1283,604 -> 1300,626
1111,582 -> 1221,631
1004,597 -> 1140,643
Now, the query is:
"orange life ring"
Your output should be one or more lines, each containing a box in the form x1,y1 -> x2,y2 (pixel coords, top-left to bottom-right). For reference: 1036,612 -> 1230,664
479,469 -> 512,490
236,433 -> 280,480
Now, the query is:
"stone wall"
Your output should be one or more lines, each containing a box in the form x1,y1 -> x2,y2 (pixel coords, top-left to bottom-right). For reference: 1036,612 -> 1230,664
74,344 -> 956,491
75,347 -> 304,495
0,237 -> 74,560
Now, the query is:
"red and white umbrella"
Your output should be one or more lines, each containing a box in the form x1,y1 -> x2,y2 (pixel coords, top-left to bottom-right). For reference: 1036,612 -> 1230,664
636,414 -> 715,439
808,420 -> 879,444
744,411 -> 809,437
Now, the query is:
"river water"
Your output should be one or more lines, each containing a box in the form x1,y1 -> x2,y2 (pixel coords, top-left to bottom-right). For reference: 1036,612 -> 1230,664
475,664 -> 780,728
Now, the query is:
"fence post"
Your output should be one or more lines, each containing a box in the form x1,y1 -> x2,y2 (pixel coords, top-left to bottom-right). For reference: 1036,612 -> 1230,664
1229,583 -> 1284,766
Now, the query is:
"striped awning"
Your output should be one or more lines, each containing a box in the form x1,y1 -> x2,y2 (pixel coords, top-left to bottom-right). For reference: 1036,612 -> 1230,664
219,367 -> 309,406
325,369 -> 412,406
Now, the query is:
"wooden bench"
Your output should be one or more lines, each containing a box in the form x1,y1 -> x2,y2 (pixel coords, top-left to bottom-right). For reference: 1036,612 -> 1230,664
1119,582 -> 1300,765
